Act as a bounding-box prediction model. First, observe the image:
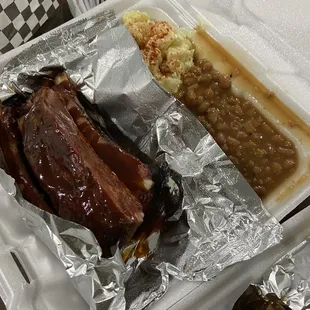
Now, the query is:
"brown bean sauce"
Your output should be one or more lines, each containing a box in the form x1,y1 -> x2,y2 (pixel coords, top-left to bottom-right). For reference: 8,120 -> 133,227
177,59 -> 298,198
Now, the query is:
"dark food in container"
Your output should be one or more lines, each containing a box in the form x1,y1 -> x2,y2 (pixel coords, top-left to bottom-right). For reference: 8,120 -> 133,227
177,59 -> 298,198
233,285 -> 291,310
22,87 -> 144,253
0,75 -> 155,256
0,106 -> 55,213
53,73 -> 153,210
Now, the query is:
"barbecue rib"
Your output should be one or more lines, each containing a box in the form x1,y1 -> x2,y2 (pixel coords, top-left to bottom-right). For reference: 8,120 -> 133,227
0,106 -> 54,213
0,145 -> 7,172
21,88 -> 144,253
53,78 -> 153,211
53,76 -> 153,193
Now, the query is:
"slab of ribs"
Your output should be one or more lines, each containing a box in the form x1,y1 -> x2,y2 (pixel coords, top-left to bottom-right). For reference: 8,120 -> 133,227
0,74 -> 153,256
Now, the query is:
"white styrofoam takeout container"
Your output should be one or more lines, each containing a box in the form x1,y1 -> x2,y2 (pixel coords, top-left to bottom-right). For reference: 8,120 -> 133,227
2,0 -> 310,221
1,0 -> 310,309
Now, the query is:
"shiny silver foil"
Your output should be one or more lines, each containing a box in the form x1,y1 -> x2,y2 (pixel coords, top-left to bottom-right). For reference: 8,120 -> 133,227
253,238 -> 310,309
0,11 -> 282,310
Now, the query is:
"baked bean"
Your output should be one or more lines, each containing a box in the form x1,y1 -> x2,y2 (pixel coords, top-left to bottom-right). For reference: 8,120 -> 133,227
253,133 -> 263,140
272,162 -> 282,175
228,96 -> 237,105
216,132 -> 226,145
234,97 -> 241,105
211,71 -> 221,81
231,120 -> 242,131
253,166 -> 262,175
246,109 -> 256,117
234,105 -> 243,116
284,159 -> 296,169
221,93 -> 229,100
185,91 -> 197,107
184,77 -> 197,86
219,74 -> 231,89
236,151 -> 242,158
248,160 -> 255,168
265,166 -> 271,174
188,66 -> 202,75
254,148 -> 267,157
205,88 -> 214,99
254,185 -> 267,196
216,122 -> 229,131
197,59 -> 213,72
196,96 -> 205,104
285,140 -> 293,148
220,108 -> 227,117
209,128 -> 215,135
227,136 -> 240,146
251,119 -> 260,128
188,83 -> 199,92
176,89 -> 185,99
198,73 -> 212,83
243,100 -> 251,109
272,135 -> 285,145
244,121 -> 256,134
264,177 -> 272,184
256,116 -> 264,125
244,141 -> 256,150
278,147 -> 295,156
237,131 -> 247,139
261,123 -> 274,134
206,123 -> 212,130
209,113 -> 219,124
197,101 -> 210,114
254,148 -> 267,158
178,60 -> 297,198
266,143 -> 276,155
198,116 -> 208,127
229,156 -> 239,165
214,89 -> 220,97
222,143 -> 229,152
210,82 -> 219,90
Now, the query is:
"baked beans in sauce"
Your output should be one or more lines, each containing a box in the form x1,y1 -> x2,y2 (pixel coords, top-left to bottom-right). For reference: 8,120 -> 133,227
176,59 -> 297,198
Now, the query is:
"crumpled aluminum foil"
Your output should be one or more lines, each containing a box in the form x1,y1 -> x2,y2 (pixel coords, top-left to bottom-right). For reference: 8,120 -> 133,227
249,238 -> 310,310
0,9 -> 282,310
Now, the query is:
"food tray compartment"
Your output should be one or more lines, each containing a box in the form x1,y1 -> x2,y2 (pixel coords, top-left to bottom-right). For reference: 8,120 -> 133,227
94,0 -> 310,220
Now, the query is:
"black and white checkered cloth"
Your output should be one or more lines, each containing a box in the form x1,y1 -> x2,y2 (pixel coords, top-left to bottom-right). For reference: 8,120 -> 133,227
0,0 -> 59,55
